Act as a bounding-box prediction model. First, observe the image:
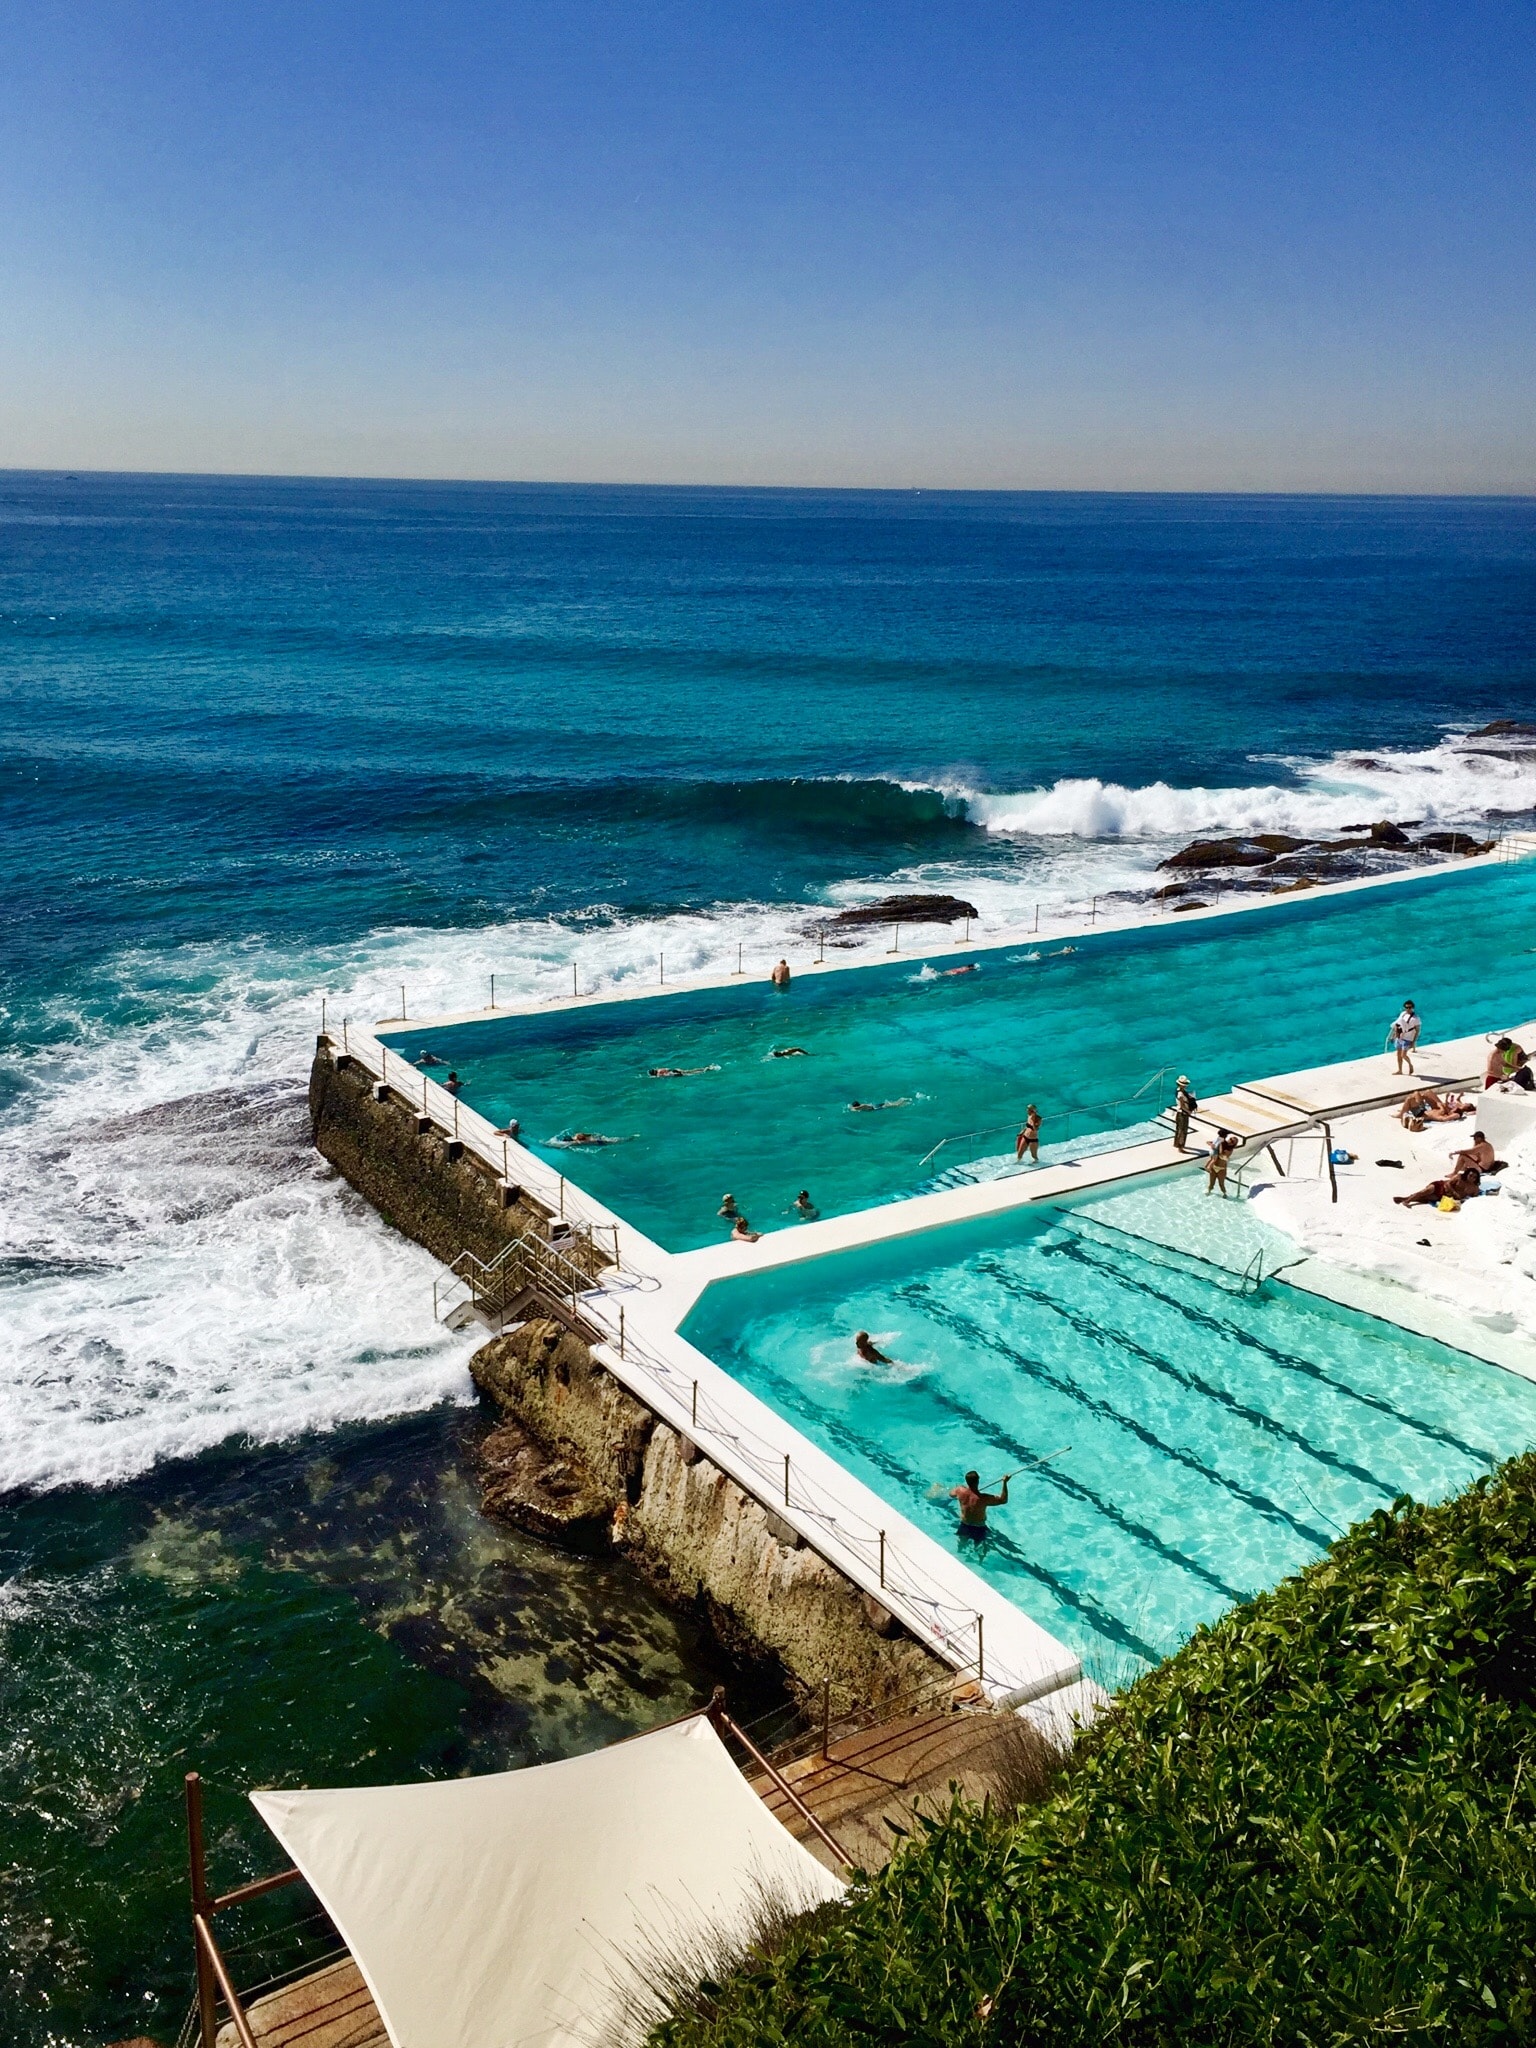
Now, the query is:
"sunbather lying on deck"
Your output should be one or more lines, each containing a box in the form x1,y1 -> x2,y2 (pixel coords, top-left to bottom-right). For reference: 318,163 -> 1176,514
1393,1165 -> 1482,1208
1396,1089 -> 1469,1128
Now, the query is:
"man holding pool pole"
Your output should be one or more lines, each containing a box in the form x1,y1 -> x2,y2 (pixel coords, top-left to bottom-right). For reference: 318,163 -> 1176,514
950,1447 -> 1071,1540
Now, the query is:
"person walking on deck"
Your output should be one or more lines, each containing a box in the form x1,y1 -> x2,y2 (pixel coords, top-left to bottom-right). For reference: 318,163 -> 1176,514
1172,1075 -> 1197,1152
1390,999 -> 1421,1076
1016,1104 -> 1042,1163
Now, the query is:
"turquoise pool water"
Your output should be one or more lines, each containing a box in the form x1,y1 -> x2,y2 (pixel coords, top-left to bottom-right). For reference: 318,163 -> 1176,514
680,1183 -> 1536,1682
381,860 -> 1536,1251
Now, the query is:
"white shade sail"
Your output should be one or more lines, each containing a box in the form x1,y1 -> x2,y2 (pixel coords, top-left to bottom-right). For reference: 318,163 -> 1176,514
251,1714 -> 845,2048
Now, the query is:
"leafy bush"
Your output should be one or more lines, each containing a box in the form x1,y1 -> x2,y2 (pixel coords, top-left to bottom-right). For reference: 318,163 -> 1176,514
651,1454 -> 1536,2047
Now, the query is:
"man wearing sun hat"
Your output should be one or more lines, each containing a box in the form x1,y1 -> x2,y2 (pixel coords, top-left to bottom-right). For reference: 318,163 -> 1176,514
1173,1075 -> 1198,1152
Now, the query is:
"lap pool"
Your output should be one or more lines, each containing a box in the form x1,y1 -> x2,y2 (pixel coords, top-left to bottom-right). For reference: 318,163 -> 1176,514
380,860 -> 1536,1251
679,1183 -> 1536,1683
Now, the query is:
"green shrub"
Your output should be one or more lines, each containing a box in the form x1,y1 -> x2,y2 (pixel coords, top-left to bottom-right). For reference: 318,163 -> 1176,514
652,1454 -> 1536,2047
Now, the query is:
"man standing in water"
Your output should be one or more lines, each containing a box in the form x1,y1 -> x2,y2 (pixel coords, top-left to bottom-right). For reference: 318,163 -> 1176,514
950,1468 -> 1010,1541
771,958 -> 792,988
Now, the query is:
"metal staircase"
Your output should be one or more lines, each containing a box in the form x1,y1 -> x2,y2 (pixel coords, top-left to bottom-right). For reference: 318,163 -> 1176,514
433,1226 -> 612,1337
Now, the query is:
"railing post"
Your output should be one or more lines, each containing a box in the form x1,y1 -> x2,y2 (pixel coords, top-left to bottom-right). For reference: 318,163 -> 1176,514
572,963 -> 578,998
820,1678 -> 830,1758
1322,1120 -> 1338,1204
490,974 -> 496,1009
619,1306 -> 625,1357
691,1379 -> 698,1427
659,951 -> 665,985
400,984 -> 406,1019
879,1528 -> 886,1587
976,1612 -> 985,1682
342,1017 -> 349,1054
736,942 -> 743,975
186,1772 -> 218,2048
783,1453 -> 790,1506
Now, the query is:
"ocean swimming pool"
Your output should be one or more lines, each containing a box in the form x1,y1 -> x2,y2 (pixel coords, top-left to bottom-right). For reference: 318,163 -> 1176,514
380,859 -> 1536,1251
679,1181 -> 1536,1683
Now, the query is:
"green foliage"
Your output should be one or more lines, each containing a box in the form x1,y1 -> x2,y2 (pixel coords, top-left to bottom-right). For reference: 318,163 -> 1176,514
653,1455 -> 1536,2047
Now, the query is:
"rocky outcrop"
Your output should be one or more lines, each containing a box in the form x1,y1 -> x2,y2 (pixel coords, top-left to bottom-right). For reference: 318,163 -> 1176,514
814,892 -> 979,931
474,1417 -> 614,1547
308,1042 -> 551,1267
1156,820 -> 1493,894
470,1320 -> 947,1707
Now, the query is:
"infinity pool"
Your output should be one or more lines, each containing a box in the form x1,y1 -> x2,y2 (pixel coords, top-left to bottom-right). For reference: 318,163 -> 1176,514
680,1183 -> 1536,1682
382,859 -> 1536,1250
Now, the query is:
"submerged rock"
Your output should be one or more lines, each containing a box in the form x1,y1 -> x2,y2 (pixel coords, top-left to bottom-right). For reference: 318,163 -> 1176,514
474,1415 -> 614,1548
818,892 -> 979,929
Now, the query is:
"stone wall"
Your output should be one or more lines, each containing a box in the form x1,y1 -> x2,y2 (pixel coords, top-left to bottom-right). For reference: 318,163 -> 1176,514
471,1321 -> 948,1708
308,1042 -> 550,1266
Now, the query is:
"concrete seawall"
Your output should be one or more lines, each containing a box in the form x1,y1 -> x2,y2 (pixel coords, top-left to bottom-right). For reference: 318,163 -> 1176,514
309,1043 -> 552,1264
309,1041 -> 951,1707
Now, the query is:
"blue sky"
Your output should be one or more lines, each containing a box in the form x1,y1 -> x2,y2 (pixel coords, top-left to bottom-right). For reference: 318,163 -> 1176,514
0,1 -> 1531,488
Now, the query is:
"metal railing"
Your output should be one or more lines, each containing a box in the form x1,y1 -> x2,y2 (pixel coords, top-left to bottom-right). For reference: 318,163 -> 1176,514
917,1064 -> 1182,1175
323,1026 -> 642,1268
432,1227 -> 612,1331
580,1292 -> 1073,1706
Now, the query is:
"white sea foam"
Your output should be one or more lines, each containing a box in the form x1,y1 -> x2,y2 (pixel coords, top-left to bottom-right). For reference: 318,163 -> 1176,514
6,727 -> 1530,1496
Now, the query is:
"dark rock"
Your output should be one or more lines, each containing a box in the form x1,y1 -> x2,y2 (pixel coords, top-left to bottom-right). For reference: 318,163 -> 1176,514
1160,839 -> 1277,871
1415,831 -> 1494,855
1368,820 -> 1411,846
1467,720 -> 1536,739
474,1416 -> 614,1547
818,892 -> 978,930
1347,757 -> 1385,770
1171,900 -> 1209,912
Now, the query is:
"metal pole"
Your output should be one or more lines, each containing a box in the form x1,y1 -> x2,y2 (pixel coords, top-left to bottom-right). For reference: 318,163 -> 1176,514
659,951 -> 665,985
321,997 -> 327,1036
490,974 -> 496,1009
783,1453 -> 790,1505
400,985 -> 406,1019
963,915 -> 970,942
619,1306 -> 625,1357
1091,896 -> 1098,925
736,942 -> 743,975
454,1097 -> 460,1139
503,1138 -> 509,1179
1322,1120 -> 1338,1204
1033,903 -> 1039,933
820,1679 -> 830,1758
691,1379 -> 698,1426
887,922 -> 899,954
559,1176 -> 565,1218
422,1075 -> 428,1112
977,1612 -> 985,1681
186,1773 -> 218,2048
879,1528 -> 886,1587
572,963 -> 578,997
817,929 -> 825,964
342,1017 -> 349,1053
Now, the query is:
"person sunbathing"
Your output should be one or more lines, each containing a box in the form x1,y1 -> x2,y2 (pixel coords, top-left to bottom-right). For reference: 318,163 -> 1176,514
1397,1089 -> 1449,1127
1393,1165 -> 1481,1208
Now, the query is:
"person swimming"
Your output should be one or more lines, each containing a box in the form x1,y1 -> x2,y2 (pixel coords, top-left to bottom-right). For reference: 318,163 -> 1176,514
443,1071 -> 463,1097
848,1098 -> 911,1112
413,1052 -> 447,1067
942,964 -> 978,976
648,1063 -> 720,1077
554,1131 -> 622,1147
718,1192 -> 741,1217
769,1046 -> 809,1057
854,1330 -> 890,1364
793,1189 -> 820,1219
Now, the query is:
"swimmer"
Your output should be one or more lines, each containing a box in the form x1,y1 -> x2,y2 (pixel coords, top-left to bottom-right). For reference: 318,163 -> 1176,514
793,1189 -> 820,1220
730,1214 -> 762,1243
556,1131 -> 622,1147
494,1120 -> 521,1140
718,1192 -> 741,1217
943,964 -> 979,977
414,1052 -> 446,1067
848,1098 -> 911,1112
648,1064 -> 720,1077
769,1046 -> 809,1058
771,959 -> 792,988
443,1071 -> 463,1097
854,1330 -> 890,1364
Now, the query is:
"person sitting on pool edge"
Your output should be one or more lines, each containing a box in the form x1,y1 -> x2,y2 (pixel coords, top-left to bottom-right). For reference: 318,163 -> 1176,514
950,1469 -> 1009,1540
854,1330 -> 889,1364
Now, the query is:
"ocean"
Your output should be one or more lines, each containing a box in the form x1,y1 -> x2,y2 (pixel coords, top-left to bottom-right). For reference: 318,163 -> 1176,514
3,473 -> 1535,2041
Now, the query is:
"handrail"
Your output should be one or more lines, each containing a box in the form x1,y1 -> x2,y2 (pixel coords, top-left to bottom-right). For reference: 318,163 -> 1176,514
917,1064 -> 1181,1171
578,1293 -> 1066,1703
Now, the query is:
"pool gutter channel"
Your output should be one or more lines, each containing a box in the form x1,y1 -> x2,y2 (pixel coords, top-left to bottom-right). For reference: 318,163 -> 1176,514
319,989 -> 1536,1721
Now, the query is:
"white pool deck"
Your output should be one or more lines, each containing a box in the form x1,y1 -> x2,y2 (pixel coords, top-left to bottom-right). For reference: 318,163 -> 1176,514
332,852 -> 1536,1721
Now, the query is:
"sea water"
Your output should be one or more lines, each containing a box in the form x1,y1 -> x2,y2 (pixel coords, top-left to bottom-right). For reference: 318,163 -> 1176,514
5,475 -> 1536,2041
